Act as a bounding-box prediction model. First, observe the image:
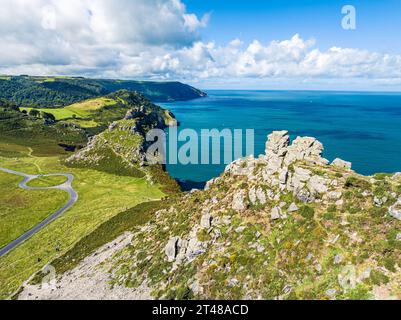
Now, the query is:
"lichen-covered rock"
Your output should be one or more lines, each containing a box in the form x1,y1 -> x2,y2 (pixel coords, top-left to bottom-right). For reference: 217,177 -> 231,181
334,254 -> 343,265
327,191 -> 342,200
256,188 -> 267,205
271,207 -> 282,220
124,106 -> 146,120
296,189 -> 314,203
249,187 -> 267,205
284,136 -> 327,166
287,203 -> 299,213
165,237 -> 180,262
279,168 -> 289,185
332,158 -> 352,170
389,198 -> 401,220
248,188 -> 258,205
294,167 -> 312,182
200,213 -> 212,229
205,178 -> 219,190
308,175 -> 329,194
185,237 -> 207,262
232,190 -> 248,212
265,131 -> 290,156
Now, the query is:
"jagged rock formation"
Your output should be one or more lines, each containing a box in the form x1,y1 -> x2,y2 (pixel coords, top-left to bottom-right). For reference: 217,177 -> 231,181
389,198 -> 401,220
21,131 -> 401,300
65,91 -> 176,176
224,131 -> 351,204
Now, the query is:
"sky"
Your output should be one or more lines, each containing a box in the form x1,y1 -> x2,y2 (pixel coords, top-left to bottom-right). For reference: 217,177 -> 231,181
1,0 -> 401,91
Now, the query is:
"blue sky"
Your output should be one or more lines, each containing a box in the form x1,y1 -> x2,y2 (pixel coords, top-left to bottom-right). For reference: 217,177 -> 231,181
186,0 -> 401,53
1,0 -> 401,90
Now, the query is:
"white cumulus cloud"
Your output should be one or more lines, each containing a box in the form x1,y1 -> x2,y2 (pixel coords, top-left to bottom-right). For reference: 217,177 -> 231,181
1,0 -> 401,90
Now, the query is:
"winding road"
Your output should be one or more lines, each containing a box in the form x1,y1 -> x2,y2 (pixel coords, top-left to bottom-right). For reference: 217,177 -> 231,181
0,167 -> 78,258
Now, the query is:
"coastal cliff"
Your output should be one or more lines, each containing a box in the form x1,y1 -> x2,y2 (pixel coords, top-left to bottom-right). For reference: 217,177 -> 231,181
0,76 -> 207,107
20,131 -> 401,300
65,91 -> 176,177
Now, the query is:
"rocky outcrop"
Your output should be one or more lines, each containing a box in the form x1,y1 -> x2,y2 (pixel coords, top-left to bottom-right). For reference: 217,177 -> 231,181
232,190 -> 248,212
165,226 -> 209,266
200,212 -> 212,229
332,158 -> 353,170
249,187 -> 267,205
265,130 -> 290,156
165,237 -> 180,262
263,131 -> 328,168
220,131 -> 348,204
287,202 -> 299,213
65,91 -> 176,172
389,198 -> 401,220
124,106 -> 147,120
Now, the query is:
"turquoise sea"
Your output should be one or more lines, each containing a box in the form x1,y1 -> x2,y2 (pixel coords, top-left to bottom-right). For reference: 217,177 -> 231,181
160,90 -> 401,190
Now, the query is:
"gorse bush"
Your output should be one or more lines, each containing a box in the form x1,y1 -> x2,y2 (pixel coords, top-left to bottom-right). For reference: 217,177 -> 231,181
345,176 -> 371,190
299,206 -> 315,219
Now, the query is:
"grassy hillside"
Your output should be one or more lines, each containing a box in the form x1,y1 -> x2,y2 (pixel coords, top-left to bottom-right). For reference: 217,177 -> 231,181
0,142 -> 167,299
0,89 -> 180,299
0,100 -> 88,152
1,90 -> 177,152
0,171 -> 68,249
0,75 -> 206,107
124,133 -> 399,300
26,131 -> 399,301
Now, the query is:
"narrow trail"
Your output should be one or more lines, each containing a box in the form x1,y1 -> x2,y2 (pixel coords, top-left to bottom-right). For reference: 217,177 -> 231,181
27,147 -> 42,173
0,167 -> 78,258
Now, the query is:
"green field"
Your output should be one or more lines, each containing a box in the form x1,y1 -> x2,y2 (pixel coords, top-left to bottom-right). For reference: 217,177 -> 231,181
26,175 -> 68,188
0,142 -> 166,299
21,107 -> 80,120
21,97 -> 118,126
0,172 -> 68,249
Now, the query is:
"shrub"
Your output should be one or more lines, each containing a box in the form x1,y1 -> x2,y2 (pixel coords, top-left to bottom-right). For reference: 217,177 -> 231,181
387,229 -> 401,250
369,270 -> 390,286
373,186 -> 387,198
383,257 -> 397,273
323,212 -> 335,220
175,286 -> 194,300
327,205 -> 337,213
42,111 -> 56,124
299,206 -> 315,220
239,182 -> 248,189
374,173 -> 388,180
369,206 -> 387,217
28,109 -> 40,118
345,176 -> 371,189
346,285 -> 372,300
345,204 -> 360,215
323,205 -> 337,220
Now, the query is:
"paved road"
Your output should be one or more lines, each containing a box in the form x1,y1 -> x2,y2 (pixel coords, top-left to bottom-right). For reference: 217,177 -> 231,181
0,167 -> 78,258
